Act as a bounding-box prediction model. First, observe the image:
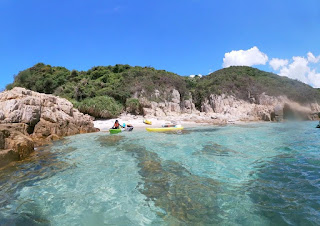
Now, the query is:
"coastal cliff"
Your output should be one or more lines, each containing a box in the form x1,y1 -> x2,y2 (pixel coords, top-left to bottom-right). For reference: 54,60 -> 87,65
0,87 -> 99,167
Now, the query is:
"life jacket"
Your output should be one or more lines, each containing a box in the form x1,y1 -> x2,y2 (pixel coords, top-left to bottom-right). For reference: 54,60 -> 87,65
114,122 -> 119,128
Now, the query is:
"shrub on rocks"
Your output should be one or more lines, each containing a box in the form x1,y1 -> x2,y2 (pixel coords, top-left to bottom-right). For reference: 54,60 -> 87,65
75,96 -> 123,119
125,98 -> 141,115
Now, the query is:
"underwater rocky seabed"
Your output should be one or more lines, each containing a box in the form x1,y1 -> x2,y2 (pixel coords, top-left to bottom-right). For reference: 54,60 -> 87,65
0,122 -> 319,225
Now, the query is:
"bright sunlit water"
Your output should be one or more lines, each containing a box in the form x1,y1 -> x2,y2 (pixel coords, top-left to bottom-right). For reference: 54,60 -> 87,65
0,122 -> 320,225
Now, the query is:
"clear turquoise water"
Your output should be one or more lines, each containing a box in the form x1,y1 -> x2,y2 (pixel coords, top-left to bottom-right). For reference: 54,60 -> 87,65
0,122 -> 320,225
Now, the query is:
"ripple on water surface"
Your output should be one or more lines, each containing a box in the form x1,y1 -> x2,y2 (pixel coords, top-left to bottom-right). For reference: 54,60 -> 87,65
0,121 -> 320,225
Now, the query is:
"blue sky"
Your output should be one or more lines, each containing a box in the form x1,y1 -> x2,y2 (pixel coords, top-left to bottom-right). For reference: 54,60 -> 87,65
1,0 -> 320,90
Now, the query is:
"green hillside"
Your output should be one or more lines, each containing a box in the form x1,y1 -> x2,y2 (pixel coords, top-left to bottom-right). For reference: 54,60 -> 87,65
191,66 -> 320,108
6,63 -> 188,118
6,63 -> 320,118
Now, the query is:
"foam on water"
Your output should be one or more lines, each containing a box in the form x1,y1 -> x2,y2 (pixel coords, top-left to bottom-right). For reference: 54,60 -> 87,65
0,121 -> 319,225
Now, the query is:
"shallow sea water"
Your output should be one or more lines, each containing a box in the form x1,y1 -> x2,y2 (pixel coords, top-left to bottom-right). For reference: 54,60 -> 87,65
0,122 -> 320,225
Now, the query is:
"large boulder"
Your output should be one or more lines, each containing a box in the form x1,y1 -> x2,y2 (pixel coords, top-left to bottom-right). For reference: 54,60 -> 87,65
0,87 -> 98,137
0,87 -> 99,166
0,124 -> 34,168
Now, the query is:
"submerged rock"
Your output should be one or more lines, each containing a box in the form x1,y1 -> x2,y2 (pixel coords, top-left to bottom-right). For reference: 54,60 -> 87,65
119,144 -> 222,224
96,135 -> 124,147
196,142 -> 238,157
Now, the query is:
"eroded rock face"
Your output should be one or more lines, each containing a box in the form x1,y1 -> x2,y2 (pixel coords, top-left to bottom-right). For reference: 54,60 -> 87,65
0,87 -> 99,166
138,88 -> 320,122
140,89 -> 200,117
171,89 -> 180,103
183,99 -> 196,114
200,93 -> 320,122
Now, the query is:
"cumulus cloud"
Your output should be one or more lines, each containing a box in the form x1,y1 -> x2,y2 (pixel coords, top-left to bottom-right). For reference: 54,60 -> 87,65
269,58 -> 289,70
222,46 -> 268,68
307,52 -> 320,63
308,70 -> 320,88
279,56 -> 310,84
273,53 -> 320,88
220,47 -> 320,88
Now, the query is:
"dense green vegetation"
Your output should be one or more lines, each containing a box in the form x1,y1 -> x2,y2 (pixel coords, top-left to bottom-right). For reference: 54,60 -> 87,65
125,98 -> 141,115
74,96 -> 123,119
6,63 -> 188,118
6,63 -> 320,118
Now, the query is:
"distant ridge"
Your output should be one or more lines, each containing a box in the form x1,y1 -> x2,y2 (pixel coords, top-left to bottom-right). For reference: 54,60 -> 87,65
192,66 -> 320,108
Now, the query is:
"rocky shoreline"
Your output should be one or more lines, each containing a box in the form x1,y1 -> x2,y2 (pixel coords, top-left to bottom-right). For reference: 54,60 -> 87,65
137,89 -> 320,122
0,87 -> 99,168
95,88 -> 320,131
1,87 -> 320,168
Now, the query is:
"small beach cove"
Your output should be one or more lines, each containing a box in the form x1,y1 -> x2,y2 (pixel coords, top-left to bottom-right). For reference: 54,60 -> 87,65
1,121 -> 320,225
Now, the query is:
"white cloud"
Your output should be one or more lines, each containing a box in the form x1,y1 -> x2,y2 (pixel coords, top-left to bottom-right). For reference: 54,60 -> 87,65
190,74 -> 203,78
308,70 -> 320,88
220,47 -> 320,88
307,52 -> 320,63
269,58 -> 289,70
277,55 -> 320,88
222,46 -> 268,68
279,56 -> 310,84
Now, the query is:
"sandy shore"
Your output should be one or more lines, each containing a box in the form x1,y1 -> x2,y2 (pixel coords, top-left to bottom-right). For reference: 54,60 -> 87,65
93,115 -> 210,131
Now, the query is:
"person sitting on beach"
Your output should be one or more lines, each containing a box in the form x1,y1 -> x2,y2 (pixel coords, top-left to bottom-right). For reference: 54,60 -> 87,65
112,120 -> 121,129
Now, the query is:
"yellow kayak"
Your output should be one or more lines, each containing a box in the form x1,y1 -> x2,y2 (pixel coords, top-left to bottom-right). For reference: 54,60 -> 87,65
146,127 -> 184,132
143,119 -> 152,125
